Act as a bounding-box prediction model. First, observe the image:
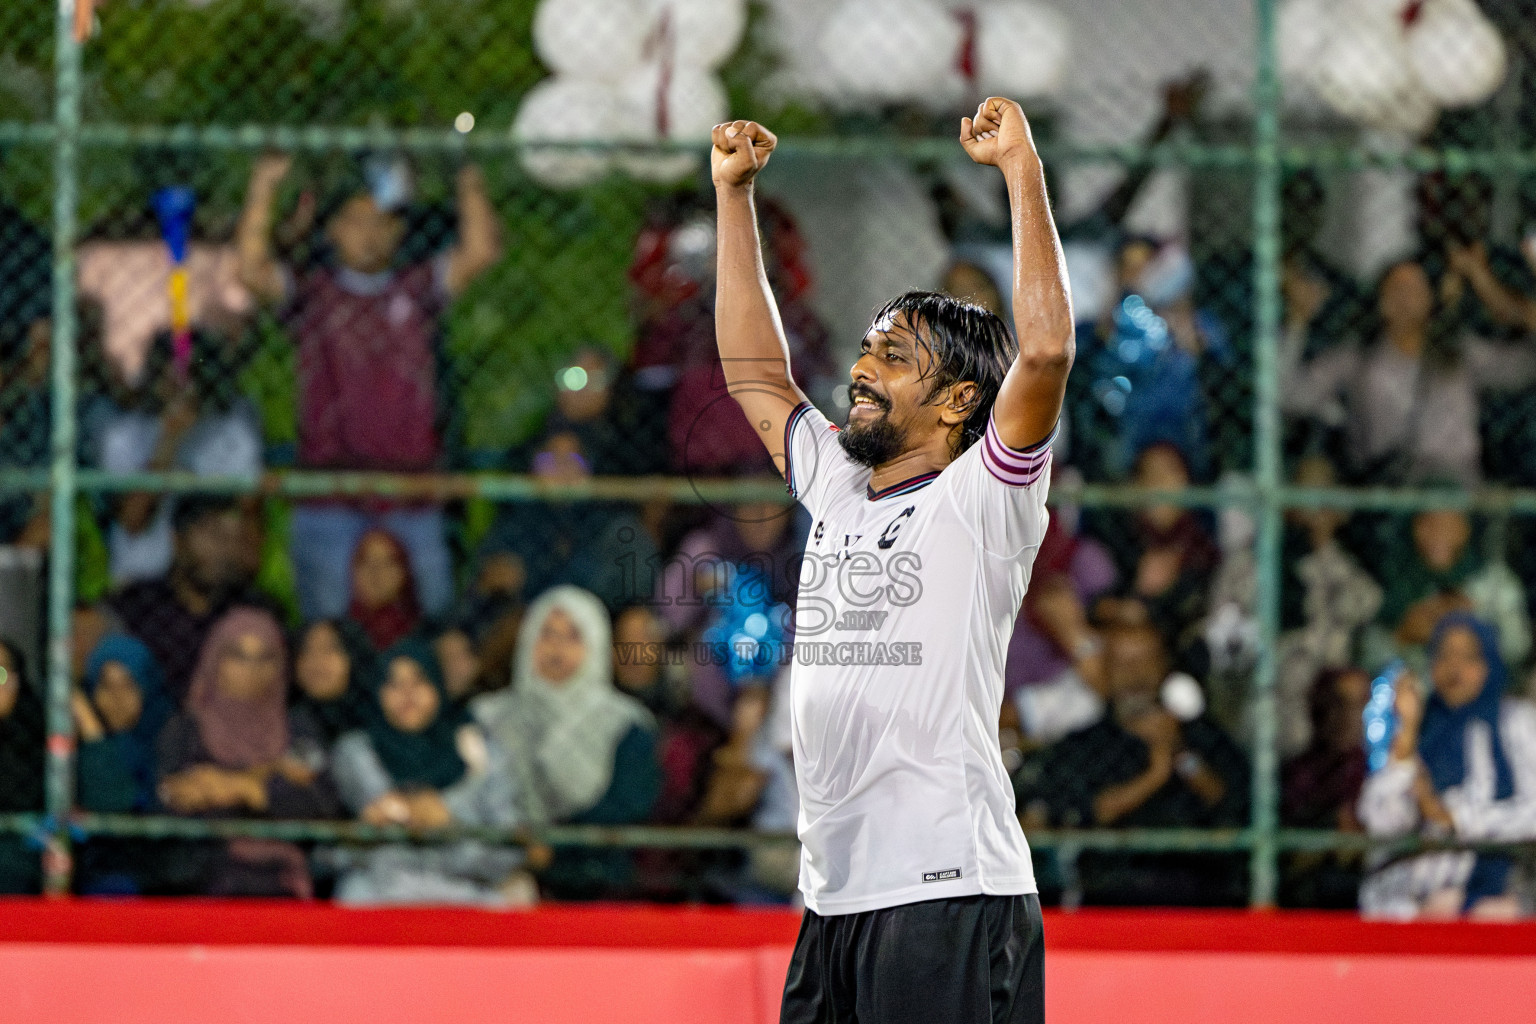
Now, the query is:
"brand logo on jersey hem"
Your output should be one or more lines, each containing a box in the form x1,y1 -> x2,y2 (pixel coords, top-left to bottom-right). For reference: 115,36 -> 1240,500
922,868 -> 962,883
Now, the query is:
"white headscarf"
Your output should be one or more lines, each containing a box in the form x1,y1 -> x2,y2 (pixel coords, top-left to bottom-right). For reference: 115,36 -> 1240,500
473,585 -> 654,824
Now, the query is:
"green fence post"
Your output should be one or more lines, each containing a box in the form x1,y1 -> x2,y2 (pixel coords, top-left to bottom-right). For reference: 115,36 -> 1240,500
42,0 -> 85,896
1249,0 -> 1284,907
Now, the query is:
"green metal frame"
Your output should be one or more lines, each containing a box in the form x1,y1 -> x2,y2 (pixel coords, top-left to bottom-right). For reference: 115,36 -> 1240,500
1249,0 -> 1285,909
4,0 -> 1535,905
42,0 -> 84,896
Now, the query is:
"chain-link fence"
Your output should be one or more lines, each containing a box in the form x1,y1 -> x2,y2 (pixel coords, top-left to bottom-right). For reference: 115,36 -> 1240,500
3,0 -> 1536,913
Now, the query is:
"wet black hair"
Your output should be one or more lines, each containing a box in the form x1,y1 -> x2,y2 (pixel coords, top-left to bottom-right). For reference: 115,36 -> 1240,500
866,290 -> 1016,456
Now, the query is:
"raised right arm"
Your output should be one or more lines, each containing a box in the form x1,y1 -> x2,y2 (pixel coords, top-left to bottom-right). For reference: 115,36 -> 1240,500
712,120 -> 810,484
235,152 -> 293,305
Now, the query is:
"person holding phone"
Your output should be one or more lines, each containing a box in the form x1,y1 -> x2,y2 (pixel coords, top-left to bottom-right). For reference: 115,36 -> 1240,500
1358,613 -> 1536,918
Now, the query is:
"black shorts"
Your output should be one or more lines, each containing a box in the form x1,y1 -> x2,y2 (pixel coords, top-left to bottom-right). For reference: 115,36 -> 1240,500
780,893 -> 1045,1024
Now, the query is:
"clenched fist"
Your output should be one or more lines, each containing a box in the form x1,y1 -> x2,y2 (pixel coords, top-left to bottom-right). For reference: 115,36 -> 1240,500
712,120 -> 777,189
960,97 -> 1038,170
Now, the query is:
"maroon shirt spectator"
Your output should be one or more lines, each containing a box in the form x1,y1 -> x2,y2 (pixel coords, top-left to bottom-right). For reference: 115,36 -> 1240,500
1282,667 -> 1370,830
288,260 -> 444,470
235,154 -> 502,624
1279,666 -> 1371,909
236,154 -> 502,473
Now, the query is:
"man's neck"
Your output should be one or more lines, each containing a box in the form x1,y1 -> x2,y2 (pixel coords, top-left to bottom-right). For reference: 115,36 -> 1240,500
1384,324 -> 1426,357
867,433 -> 960,494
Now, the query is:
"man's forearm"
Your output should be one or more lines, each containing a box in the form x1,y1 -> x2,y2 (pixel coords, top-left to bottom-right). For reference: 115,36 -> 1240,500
236,181 -> 281,299
454,166 -> 503,278
1002,152 -> 1073,363
714,184 -> 794,392
1179,755 -> 1228,807
1093,755 -> 1172,826
1465,262 -> 1536,330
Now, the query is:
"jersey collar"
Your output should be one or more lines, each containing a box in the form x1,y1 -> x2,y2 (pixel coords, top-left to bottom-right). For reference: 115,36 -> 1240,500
867,470 -> 940,502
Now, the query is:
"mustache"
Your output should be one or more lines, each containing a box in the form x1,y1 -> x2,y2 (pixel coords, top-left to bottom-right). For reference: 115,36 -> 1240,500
848,384 -> 889,410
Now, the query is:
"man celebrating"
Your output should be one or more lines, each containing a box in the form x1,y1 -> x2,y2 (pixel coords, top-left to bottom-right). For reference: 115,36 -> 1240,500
710,97 -> 1073,1024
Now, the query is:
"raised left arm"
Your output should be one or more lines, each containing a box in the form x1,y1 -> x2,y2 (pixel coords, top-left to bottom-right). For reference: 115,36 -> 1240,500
961,97 -> 1074,450
444,163 -> 504,296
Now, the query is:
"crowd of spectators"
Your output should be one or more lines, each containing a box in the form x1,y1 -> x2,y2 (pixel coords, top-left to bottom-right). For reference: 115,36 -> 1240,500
4,110 -> 1536,917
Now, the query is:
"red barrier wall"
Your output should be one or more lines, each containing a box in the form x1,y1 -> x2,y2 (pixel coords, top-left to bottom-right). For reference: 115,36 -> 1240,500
4,900 -> 1535,1024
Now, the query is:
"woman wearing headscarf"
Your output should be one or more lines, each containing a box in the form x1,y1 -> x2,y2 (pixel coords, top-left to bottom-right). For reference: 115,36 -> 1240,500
329,637 -> 529,906
286,618 -> 375,896
476,586 -> 659,825
1358,614 -> 1536,918
474,586 -> 660,898
290,618 -> 375,746
0,638 -> 44,893
75,634 -> 173,812
157,607 -> 339,897
70,634 -> 175,893
347,528 -> 422,652
1374,507 -> 1530,669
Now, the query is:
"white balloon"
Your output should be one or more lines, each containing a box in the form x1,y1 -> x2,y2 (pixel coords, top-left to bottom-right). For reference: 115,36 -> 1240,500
278,0 -> 346,37
1310,7 -> 1437,135
973,2 -> 1071,100
1278,0 -> 1331,85
513,77 -> 625,189
533,0 -> 650,84
642,0 -> 750,70
1407,0 -> 1507,108
1348,0 -> 1415,19
619,63 -> 730,182
818,0 -> 964,103
1380,88 -> 1439,136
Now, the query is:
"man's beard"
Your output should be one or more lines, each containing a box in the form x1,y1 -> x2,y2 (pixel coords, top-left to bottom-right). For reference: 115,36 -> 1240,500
839,409 -> 907,467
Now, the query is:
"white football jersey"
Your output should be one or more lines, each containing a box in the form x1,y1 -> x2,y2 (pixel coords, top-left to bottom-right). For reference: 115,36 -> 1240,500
783,399 -> 1054,915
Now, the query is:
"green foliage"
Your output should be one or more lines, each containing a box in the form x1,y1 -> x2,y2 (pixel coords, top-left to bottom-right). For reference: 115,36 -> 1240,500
87,0 -> 545,128
74,496 -> 110,604
240,315 -> 299,446
447,170 -> 650,453
257,498 -> 298,624
0,0 -> 802,460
